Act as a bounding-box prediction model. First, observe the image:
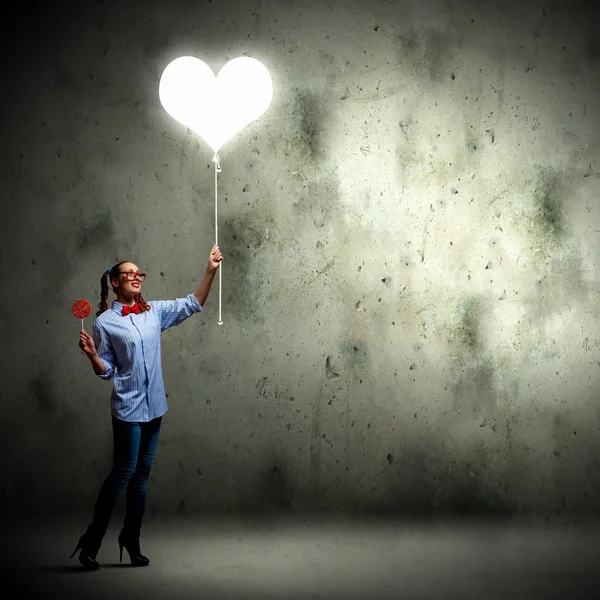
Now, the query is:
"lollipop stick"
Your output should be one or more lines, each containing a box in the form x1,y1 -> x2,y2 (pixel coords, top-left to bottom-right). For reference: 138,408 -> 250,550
81,318 -> 84,330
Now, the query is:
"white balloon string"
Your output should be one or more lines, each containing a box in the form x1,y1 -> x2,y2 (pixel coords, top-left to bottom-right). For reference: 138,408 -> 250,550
213,153 -> 223,326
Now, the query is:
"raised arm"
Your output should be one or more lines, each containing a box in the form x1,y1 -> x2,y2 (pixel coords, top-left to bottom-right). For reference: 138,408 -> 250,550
193,244 -> 222,307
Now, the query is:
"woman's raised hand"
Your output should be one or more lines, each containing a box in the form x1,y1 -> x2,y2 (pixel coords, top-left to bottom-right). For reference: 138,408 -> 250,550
208,244 -> 223,271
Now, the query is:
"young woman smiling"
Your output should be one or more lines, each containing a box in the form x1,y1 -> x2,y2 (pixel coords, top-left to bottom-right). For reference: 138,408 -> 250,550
71,244 -> 222,569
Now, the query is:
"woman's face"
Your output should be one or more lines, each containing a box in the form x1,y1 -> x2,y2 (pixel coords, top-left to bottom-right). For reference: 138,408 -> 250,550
112,262 -> 145,297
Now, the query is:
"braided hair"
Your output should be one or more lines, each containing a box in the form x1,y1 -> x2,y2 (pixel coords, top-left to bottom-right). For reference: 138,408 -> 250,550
96,262 -> 152,317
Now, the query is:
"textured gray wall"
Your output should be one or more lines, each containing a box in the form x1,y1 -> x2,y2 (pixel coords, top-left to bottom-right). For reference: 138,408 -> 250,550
2,0 -> 600,518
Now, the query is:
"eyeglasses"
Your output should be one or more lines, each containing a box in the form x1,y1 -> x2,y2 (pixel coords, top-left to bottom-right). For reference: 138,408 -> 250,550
118,270 -> 147,281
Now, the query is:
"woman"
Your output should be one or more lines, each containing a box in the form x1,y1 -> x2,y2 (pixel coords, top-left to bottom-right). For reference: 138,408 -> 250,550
71,244 -> 222,569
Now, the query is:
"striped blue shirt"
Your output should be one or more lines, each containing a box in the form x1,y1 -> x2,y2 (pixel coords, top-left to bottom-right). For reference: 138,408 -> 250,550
92,293 -> 202,422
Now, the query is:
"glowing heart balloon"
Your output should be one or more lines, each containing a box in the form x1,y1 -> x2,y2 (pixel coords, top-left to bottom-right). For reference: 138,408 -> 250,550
159,56 -> 273,154
158,56 -> 273,327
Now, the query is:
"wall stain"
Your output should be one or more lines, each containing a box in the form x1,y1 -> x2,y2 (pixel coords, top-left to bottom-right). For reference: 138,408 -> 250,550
466,135 -> 483,153
452,360 -> 495,418
309,384 -> 324,500
256,376 -> 269,395
531,169 -> 565,241
307,260 -> 335,285
447,296 -> 485,358
259,464 -> 292,511
379,437 -> 514,515
219,211 -> 274,322
379,445 -> 436,514
291,89 -> 324,161
76,211 -> 114,251
325,356 -> 339,379
29,374 -> 57,413
347,340 -> 369,367
526,250 -> 589,323
396,27 -> 462,81
396,141 -> 416,183
292,171 -> 343,229
143,28 -> 171,64
585,35 -> 600,62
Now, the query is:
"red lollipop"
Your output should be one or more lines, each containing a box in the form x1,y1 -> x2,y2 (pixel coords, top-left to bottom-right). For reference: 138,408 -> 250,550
72,299 -> 92,330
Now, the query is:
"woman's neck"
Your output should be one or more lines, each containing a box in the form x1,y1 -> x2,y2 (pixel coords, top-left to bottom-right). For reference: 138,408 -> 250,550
117,294 -> 137,306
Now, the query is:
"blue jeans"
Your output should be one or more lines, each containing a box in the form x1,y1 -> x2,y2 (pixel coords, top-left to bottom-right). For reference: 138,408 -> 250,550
87,415 -> 162,544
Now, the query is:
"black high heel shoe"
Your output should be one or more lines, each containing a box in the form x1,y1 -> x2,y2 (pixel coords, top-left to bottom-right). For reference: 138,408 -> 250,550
70,533 -> 100,570
118,530 -> 150,566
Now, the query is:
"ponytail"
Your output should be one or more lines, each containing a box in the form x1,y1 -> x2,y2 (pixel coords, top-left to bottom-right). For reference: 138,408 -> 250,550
136,295 -> 151,313
96,269 -> 112,317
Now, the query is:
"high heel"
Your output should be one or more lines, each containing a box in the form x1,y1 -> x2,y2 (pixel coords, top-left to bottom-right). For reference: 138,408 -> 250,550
70,533 -> 100,570
117,530 -> 150,566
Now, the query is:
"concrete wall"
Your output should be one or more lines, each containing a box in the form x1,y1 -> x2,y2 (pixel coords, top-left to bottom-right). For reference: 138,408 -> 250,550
2,0 -> 600,518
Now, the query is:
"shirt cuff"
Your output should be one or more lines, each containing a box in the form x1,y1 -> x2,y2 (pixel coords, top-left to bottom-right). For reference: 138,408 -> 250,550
97,359 -> 115,380
188,293 -> 203,312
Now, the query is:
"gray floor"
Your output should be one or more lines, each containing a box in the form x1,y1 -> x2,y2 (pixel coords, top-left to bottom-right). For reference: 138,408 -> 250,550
3,514 -> 600,599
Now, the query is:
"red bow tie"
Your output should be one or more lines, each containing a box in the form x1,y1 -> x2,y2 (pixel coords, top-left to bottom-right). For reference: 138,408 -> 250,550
122,303 -> 140,316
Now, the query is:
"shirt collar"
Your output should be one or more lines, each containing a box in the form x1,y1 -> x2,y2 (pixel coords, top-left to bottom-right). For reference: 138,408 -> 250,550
111,301 -> 123,313
111,300 -> 137,313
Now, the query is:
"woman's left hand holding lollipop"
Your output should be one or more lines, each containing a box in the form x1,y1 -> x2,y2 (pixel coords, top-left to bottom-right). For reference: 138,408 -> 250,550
79,330 -> 97,358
